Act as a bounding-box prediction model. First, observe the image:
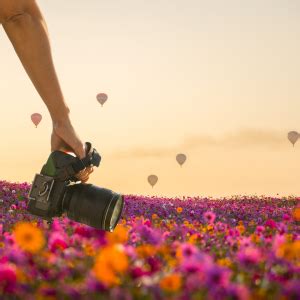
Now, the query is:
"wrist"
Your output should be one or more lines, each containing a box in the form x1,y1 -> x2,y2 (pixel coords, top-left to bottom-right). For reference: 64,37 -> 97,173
51,107 -> 71,125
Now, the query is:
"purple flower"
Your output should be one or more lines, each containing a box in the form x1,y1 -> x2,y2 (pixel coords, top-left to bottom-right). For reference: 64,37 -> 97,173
282,280 -> 300,299
85,275 -> 107,293
136,224 -> 162,245
226,283 -> 250,300
185,273 -> 205,291
205,265 -> 231,288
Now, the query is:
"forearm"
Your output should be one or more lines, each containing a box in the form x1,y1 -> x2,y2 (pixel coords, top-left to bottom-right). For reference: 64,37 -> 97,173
2,4 -> 70,122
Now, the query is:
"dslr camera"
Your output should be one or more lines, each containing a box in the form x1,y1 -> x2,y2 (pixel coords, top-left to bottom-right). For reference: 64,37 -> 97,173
27,142 -> 124,232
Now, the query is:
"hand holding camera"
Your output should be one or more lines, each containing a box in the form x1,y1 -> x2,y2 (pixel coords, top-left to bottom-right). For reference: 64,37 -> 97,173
27,142 -> 124,232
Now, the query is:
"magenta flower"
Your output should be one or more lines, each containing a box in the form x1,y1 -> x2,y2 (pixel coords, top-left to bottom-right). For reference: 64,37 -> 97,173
265,219 -> 276,229
130,266 -> 150,279
256,225 -> 265,233
0,263 -> 17,293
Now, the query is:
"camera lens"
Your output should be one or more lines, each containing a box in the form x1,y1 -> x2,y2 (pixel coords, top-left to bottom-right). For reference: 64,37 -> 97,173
63,184 -> 124,231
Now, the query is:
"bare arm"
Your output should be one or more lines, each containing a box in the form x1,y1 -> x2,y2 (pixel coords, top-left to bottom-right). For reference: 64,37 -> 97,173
0,0 -> 94,180
1,0 -> 70,122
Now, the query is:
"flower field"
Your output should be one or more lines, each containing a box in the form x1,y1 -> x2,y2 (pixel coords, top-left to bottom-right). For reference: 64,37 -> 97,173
0,180 -> 299,300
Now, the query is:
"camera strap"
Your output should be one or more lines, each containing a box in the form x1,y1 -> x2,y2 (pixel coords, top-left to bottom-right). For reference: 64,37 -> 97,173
56,142 -> 101,181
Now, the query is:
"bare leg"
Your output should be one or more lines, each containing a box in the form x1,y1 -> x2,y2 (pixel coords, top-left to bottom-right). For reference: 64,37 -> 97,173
0,0 -> 93,180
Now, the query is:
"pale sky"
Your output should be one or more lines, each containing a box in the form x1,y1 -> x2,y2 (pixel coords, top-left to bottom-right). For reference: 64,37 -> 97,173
1,0 -> 300,197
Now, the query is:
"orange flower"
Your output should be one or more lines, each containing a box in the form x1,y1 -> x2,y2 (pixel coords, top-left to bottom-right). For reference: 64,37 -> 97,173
93,245 -> 129,287
276,240 -> 300,262
83,243 -> 96,256
236,225 -> 245,235
152,214 -> 158,220
136,244 -> 157,258
93,263 -> 120,286
251,233 -> 260,244
188,234 -> 198,244
292,207 -> 300,221
106,225 -> 128,245
13,222 -> 45,254
159,273 -> 182,292
249,220 -> 256,226
16,268 -> 27,283
207,225 -> 214,232
176,207 -> 183,214
157,245 -> 170,257
168,258 -> 178,268
217,257 -> 232,268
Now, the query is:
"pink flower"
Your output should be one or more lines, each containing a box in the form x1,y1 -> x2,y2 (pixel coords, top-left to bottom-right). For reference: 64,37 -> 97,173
179,243 -> 198,258
203,211 -> 216,224
130,232 -> 138,243
239,237 -> 252,248
49,232 -> 68,252
272,233 -> 286,252
256,226 -> 265,233
237,246 -> 262,265
162,231 -> 170,240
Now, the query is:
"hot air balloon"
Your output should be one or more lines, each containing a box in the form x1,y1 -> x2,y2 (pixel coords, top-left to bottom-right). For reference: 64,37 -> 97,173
176,153 -> 187,167
148,175 -> 158,188
96,93 -> 108,106
288,131 -> 299,147
31,113 -> 42,128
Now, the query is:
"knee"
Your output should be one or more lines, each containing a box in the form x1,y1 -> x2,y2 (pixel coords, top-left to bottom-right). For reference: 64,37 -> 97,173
0,0 -> 35,24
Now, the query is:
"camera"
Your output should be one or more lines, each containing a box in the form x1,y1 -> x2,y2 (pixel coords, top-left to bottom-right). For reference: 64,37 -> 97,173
27,142 -> 124,232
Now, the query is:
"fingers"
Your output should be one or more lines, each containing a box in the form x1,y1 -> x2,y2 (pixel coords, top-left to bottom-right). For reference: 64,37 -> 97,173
75,165 -> 94,182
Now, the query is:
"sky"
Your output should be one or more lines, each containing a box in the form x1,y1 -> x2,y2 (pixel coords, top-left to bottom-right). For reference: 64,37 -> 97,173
0,0 -> 300,198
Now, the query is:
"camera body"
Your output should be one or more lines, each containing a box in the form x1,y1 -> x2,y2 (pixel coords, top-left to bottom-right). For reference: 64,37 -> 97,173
27,142 -> 124,232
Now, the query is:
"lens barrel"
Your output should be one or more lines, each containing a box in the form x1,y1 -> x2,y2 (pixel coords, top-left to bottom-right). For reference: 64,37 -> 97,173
63,184 -> 124,231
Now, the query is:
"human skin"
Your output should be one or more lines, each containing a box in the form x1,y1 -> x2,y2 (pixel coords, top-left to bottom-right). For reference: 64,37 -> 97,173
0,0 -> 93,182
